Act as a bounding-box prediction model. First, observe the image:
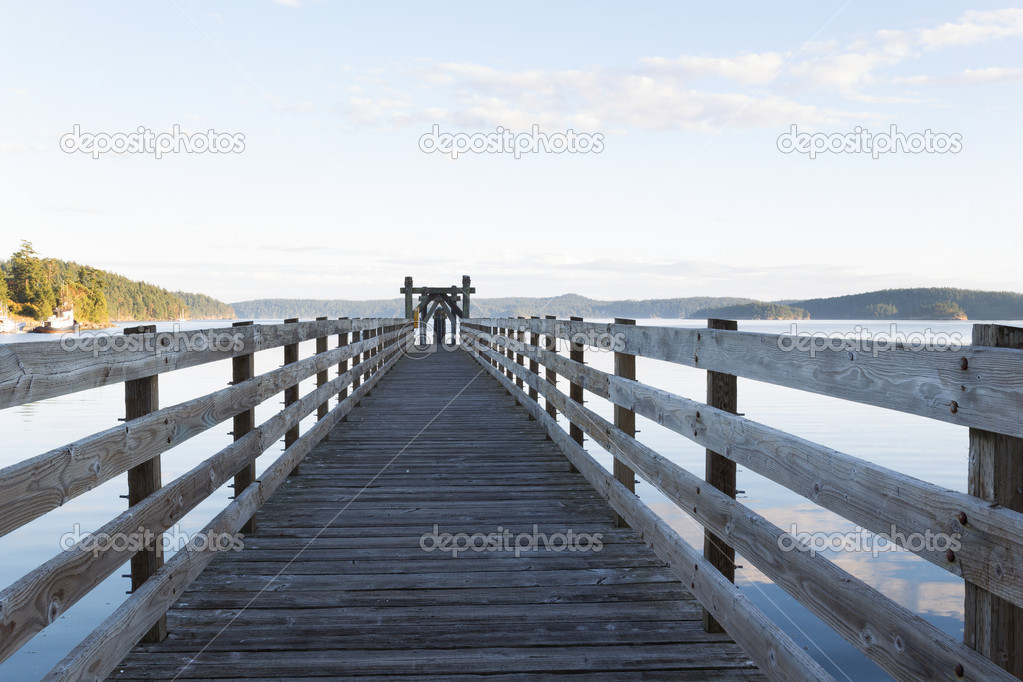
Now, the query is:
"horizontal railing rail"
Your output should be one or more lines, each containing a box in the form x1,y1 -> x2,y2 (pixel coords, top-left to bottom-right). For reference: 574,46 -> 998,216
468,316 -> 1023,439
0,318 -> 413,679
460,318 -> 1023,682
0,318 -> 397,410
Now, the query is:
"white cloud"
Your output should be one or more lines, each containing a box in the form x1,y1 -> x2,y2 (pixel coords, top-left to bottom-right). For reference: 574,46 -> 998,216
335,9 -> 1023,133
918,9 -> 1023,49
898,66 -> 1023,86
641,52 -> 787,85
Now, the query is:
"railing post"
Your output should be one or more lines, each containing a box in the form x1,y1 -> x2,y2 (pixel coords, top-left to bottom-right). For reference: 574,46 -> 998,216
284,317 -> 300,476
544,315 -> 558,424
352,322 -> 362,392
527,316 -> 540,420
364,326 -> 376,392
515,316 -> 525,392
123,324 -> 167,643
505,324 -> 515,383
315,316 -> 329,440
965,323 -> 1023,676
703,318 -> 738,633
232,320 -> 256,534
613,318 -> 637,528
569,316 -> 585,448
491,324 -> 499,370
403,276 -> 414,318
337,317 -> 349,418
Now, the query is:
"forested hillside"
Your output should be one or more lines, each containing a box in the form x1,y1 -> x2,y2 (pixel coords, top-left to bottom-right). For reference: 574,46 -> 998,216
1,241 -> 235,324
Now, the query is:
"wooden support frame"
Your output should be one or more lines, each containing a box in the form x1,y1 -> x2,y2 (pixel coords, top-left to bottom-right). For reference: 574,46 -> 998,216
569,316 -> 585,447
284,317 -> 300,475
966,323 -> 1023,676
613,318 -> 636,529
703,318 -> 738,633
122,324 -> 167,644
232,320 -> 257,534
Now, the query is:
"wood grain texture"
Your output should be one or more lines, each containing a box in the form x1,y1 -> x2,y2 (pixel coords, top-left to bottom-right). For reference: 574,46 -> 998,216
463,329 -> 1018,682
0,329 -> 401,539
462,326 -> 1023,608
45,335 -> 407,682
0,337 -> 408,664
0,318 -> 408,410
86,348 -> 763,681
460,336 -> 828,681
965,324 -> 1023,676
470,317 -> 1023,438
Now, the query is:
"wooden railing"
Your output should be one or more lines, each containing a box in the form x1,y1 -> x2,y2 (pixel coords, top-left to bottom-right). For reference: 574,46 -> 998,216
0,317 -> 411,680
460,317 -> 1023,682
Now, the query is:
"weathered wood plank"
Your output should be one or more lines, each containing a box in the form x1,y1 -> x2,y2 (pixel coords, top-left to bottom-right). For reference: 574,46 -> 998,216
43,335 -> 409,681
0,329 -> 400,538
464,327 -> 1023,608
965,323 -> 1023,676
461,337 -> 830,682
95,347 -> 762,681
470,316 -> 1023,438
0,318 -> 408,410
465,330 -> 1017,681
1,339 -> 407,664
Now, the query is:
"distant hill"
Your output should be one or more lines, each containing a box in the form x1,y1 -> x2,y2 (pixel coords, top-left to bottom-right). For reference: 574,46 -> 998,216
232,288 -> 1023,321
230,294 -> 754,320
694,301 -> 810,320
791,288 -> 1021,320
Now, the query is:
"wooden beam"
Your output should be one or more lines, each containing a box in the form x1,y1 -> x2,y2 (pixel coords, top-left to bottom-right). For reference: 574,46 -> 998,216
458,334 -> 834,681
403,276 -> 414,318
528,316 -> 540,419
0,318 -> 397,410
469,317 -> 1023,439
122,325 -> 166,644
0,341 -> 407,665
0,331 -> 393,539
462,332 -> 1017,682
232,321 -> 257,535
613,318 -> 636,529
569,317 -> 585,448
544,315 -> 558,424
966,323 -> 1023,677
44,338 -> 408,682
704,319 -> 737,633
464,326 -> 1023,607
284,318 -> 300,475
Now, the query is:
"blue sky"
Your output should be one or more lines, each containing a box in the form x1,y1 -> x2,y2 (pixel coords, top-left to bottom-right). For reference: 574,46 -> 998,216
1,2 -> 1020,302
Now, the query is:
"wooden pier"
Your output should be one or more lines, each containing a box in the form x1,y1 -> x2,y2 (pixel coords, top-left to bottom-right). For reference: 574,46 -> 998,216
111,349 -> 759,679
1,281 -> 1022,681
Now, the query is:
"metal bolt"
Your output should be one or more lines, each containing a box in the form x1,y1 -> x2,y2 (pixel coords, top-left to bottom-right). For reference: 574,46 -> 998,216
947,549 -> 957,563
955,663 -> 964,677
960,357 -> 969,370
950,401 -> 959,414
958,511 -> 968,525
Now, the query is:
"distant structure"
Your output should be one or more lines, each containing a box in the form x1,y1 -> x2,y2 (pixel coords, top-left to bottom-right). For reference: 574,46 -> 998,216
400,275 -> 474,345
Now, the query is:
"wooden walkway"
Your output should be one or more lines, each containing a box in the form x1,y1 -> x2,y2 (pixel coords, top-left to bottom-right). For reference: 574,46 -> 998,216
112,348 -> 760,680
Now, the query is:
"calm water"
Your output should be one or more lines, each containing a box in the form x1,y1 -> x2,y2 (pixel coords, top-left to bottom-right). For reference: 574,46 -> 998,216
0,318 -> 1012,680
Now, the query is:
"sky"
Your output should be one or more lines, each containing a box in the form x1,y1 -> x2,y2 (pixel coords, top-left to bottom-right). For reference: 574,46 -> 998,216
1,1 -> 1021,303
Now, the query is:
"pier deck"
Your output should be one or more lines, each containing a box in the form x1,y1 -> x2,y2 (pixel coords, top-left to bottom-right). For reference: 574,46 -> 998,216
112,349 -> 760,679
